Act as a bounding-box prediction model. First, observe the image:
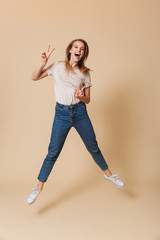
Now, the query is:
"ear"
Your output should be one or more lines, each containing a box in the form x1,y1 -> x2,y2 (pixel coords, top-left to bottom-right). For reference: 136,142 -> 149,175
69,49 -> 72,53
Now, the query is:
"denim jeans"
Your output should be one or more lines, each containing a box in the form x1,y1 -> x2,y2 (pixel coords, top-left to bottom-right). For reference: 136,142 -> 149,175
38,101 -> 108,182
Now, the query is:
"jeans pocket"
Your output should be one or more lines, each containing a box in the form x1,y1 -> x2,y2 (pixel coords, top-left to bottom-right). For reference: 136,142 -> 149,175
55,105 -> 62,112
79,103 -> 86,110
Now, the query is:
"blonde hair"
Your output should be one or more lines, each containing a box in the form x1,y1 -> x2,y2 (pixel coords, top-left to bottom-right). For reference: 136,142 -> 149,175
65,39 -> 90,72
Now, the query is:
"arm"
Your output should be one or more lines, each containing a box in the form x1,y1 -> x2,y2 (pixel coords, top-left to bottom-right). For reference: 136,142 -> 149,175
75,84 -> 91,104
31,45 -> 55,81
31,63 -> 48,81
79,87 -> 90,104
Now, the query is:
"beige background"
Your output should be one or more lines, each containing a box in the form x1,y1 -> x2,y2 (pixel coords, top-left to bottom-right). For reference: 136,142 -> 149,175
0,0 -> 160,239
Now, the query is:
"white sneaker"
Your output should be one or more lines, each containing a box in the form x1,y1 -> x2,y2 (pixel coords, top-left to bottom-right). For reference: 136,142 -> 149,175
104,173 -> 125,188
26,188 -> 41,205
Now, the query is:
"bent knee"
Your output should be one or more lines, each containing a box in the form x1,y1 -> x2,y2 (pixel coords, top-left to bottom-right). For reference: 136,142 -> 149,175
86,144 -> 100,153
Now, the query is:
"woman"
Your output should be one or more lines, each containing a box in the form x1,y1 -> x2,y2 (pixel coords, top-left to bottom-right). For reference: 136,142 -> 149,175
26,39 -> 124,205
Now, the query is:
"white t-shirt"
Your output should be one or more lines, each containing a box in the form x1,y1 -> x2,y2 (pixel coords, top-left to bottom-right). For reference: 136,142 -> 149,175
45,61 -> 92,105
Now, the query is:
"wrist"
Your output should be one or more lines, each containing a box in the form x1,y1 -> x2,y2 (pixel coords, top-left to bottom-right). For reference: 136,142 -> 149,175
40,61 -> 47,67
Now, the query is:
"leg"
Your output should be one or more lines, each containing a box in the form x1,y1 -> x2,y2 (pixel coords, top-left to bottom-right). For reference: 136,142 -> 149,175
26,107 -> 73,205
37,181 -> 44,190
104,168 -> 112,177
74,112 -> 124,187
37,115 -> 72,183
74,113 -> 109,171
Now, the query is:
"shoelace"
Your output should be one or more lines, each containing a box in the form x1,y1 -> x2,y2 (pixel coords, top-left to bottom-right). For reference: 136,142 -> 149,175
31,188 -> 40,196
111,174 -> 121,182
111,174 -> 118,178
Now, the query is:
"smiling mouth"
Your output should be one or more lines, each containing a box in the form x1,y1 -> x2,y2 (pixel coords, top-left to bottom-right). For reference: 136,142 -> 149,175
75,53 -> 80,57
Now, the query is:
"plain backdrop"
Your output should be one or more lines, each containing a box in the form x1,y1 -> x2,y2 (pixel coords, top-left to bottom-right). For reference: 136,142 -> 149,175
0,0 -> 160,240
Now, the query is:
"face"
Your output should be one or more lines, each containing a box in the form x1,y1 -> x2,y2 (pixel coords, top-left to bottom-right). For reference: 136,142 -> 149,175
69,41 -> 85,64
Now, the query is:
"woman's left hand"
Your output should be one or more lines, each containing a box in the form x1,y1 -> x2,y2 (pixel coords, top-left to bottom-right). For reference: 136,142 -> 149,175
75,83 -> 86,99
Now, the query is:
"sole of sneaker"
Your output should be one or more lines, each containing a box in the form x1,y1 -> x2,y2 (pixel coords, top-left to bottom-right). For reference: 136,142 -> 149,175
26,198 -> 36,205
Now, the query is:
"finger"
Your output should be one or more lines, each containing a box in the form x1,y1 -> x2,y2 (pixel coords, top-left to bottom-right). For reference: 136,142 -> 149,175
78,93 -> 84,98
48,48 -> 55,57
81,85 -> 86,91
78,95 -> 83,99
50,47 -> 55,54
83,84 -> 86,88
47,45 -> 50,52
78,83 -> 81,90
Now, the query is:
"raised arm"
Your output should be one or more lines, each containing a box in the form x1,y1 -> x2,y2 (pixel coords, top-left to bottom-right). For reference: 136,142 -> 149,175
31,45 -> 55,81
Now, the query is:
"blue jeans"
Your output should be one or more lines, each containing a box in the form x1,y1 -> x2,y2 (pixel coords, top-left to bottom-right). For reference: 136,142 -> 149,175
38,101 -> 108,182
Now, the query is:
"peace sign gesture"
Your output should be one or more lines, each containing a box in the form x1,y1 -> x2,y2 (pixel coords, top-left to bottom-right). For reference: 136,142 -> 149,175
41,45 -> 55,64
75,83 -> 86,99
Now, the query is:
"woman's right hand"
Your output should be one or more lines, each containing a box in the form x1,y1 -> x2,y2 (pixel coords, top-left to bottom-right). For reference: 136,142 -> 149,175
41,45 -> 55,65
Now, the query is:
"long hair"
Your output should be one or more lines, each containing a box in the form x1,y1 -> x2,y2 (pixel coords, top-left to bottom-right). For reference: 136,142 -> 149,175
65,39 -> 90,73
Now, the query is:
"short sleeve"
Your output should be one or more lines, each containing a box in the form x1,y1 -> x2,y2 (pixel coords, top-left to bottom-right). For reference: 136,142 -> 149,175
45,62 -> 55,76
84,71 -> 93,88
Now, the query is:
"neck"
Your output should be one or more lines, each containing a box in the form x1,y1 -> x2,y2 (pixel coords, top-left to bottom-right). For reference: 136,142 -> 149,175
69,59 -> 78,69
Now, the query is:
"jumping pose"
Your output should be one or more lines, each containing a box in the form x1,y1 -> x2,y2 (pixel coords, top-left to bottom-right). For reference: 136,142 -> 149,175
26,39 -> 124,205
